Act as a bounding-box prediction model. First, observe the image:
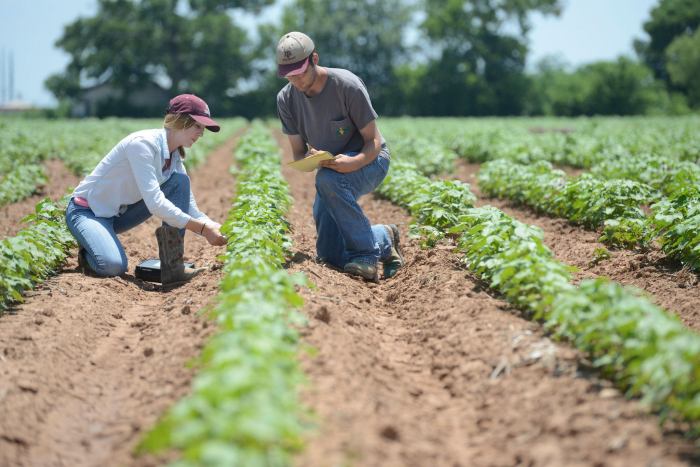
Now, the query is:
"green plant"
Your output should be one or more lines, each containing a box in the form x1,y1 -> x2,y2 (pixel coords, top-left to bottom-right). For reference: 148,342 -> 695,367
378,153 -> 700,431
138,123 -> 310,465
591,246 -> 611,265
0,198 -> 75,312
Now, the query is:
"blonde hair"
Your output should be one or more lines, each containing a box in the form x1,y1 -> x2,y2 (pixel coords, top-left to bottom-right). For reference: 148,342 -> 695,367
163,113 -> 197,158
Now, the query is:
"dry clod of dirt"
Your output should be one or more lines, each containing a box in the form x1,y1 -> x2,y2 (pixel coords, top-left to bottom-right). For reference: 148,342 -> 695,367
380,425 -> 401,441
314,306 -> 331,323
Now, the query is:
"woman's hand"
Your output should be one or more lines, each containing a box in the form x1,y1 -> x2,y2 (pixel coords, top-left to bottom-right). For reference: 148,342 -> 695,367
203,222 -> 227,246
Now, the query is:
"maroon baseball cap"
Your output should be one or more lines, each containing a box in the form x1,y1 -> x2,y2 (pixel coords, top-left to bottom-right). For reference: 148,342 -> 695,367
167,94 -> 220,132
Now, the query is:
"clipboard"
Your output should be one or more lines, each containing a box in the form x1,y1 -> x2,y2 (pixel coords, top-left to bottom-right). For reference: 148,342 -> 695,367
287,151 -> 336,172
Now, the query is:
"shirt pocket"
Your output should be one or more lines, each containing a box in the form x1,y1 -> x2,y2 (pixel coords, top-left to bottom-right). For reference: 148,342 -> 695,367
329,117 -> 353,142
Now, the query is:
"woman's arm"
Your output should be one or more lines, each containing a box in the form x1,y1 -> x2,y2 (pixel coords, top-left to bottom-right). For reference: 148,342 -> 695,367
175,152 -> 225,245
185,217 -> 226,246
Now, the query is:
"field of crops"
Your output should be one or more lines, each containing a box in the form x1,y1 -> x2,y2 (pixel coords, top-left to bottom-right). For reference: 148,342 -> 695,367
0,115 -> 699,466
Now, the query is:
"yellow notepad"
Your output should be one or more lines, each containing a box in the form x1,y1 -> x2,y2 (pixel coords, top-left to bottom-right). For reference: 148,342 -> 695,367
287,151 -> 336,172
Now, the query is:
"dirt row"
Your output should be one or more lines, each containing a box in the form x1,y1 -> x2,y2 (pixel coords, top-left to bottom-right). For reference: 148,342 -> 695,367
455,161 -> 700,332
0,138 -> 239,467
0,134 -> 698,466
275,133 -> 698,467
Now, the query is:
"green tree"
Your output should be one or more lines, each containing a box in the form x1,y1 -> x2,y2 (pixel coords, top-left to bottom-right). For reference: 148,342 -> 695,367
525,56 -> 591,116
418,0 -> 561,115
634,0 -> 700,83
580,58 -> 668,115
527,56 -> 686,116
665,27 -> 700,106
45,0 -> 269,116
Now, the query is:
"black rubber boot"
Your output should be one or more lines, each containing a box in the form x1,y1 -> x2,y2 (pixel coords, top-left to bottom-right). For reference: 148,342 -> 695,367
155,225 -> 204,286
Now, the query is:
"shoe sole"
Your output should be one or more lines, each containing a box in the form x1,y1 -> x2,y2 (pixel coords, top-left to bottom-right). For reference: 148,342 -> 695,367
161,268 -> 206,287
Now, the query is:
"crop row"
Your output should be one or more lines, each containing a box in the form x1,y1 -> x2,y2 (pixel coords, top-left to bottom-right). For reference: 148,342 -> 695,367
0,118 -> 247,172
452,119 -> 699,167
0,118 -> 246,208
0,120 -> 245,311
1,119 -> 153,170
377,159 -> 700,432
138,124 -> 309,465
479,160 -> 657,248
382,116 -> 699,182
0,164 -> 48,207
0,198 -> 76,312
590,153 -> 700,198
412,116 -> 698,167
653,187 -> 700,271
383,117 -> 700,271
479,159 -> 700,270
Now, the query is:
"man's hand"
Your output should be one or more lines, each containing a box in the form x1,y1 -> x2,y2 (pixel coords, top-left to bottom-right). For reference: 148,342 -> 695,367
318,154 -> 362,173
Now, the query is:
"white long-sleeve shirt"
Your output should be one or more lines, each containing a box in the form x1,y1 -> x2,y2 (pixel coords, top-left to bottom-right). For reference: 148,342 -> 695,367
72,128 -> 210,229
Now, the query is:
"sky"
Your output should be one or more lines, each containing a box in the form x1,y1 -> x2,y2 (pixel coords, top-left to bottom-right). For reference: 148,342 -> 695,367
0,0 -> 660,108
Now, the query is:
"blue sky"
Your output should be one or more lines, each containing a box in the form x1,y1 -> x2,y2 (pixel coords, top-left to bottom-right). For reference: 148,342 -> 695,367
0,0 -> 659,107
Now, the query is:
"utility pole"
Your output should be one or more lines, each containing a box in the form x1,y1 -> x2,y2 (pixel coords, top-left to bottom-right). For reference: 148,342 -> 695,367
0,47 -> 5,105
9,50 -> 14,102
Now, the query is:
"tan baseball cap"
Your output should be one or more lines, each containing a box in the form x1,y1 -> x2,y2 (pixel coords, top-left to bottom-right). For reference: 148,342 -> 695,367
277,32 -> 315,77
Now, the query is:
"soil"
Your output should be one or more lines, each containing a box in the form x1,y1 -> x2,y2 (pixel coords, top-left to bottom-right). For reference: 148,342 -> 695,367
456,161 -> 700,332
0,159 -> 81,239
0,134 -> 698,467
0,137 -> 238,467
275,133 -> 699,467
555,165 -> 587,178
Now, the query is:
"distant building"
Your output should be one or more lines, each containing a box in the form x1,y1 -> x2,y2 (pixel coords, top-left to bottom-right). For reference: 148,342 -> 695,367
0,99 -> 34,113
71,81 -> 169,117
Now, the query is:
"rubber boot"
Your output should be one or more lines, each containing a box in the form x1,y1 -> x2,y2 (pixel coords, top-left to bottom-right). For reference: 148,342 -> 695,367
155,225 -> 204,286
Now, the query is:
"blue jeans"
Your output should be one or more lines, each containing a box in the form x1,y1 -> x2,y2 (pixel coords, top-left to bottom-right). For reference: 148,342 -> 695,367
65,172 -> 191,277
313,147 -> 392,268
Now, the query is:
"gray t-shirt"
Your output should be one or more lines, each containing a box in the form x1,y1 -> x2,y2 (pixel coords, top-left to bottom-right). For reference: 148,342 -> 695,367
277,68 -> 383,156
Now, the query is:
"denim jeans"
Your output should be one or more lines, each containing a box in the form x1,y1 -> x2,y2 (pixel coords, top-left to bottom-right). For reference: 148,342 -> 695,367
65,172 -> 191,277
313,147 -> 392,268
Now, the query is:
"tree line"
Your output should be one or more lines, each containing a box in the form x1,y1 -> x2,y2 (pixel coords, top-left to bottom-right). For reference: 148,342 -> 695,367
46,0 -> 700,118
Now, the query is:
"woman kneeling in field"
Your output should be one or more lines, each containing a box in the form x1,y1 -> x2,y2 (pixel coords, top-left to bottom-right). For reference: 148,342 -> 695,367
65,94 -> 227,285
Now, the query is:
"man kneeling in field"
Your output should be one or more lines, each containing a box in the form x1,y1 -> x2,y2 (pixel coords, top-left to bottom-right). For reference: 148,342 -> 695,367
275,31 -> 404,282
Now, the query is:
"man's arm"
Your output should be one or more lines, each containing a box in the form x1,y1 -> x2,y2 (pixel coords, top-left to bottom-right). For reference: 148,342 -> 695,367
287,134 -> 308,161
318,120 -> 382,173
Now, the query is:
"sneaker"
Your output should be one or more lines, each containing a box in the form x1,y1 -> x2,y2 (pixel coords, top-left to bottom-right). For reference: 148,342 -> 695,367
383,224 -> 404,279
343,261 -> 379,282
